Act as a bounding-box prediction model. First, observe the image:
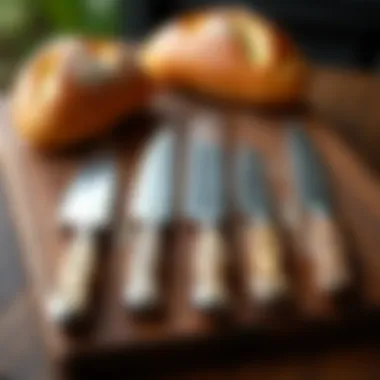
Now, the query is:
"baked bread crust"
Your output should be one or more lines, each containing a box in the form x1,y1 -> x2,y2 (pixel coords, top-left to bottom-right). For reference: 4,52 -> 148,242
140,7 -> 308,106
11,37 -> 152,150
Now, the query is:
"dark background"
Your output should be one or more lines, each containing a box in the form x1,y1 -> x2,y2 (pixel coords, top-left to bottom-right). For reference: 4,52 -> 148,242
122,0 -> 380,69
2,1 -> 380,89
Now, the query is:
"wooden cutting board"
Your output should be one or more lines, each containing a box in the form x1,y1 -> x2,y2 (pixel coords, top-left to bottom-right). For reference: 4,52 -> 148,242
2,97 -> 380,379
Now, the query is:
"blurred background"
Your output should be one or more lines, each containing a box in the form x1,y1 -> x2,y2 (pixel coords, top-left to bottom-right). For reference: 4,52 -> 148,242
2,0 -> 380,89
0,0 -> 123,88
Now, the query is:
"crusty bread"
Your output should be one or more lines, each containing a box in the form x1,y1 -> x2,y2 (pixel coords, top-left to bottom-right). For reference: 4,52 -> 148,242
139,7 -> 308,106
11,37 -> 152,150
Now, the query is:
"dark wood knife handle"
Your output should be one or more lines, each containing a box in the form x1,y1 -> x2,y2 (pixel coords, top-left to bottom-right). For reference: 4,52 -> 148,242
307,213 -> 350,293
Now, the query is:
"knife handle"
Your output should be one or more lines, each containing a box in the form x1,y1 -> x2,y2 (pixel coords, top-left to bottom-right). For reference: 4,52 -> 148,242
124,227 -> 161,310
244,222 -> 288,302
308,213 -> 350,293
47,231 -> 96,325
192,227 -> 228,310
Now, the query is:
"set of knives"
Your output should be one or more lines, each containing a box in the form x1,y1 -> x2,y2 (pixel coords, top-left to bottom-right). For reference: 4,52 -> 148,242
46,115 -> 351,330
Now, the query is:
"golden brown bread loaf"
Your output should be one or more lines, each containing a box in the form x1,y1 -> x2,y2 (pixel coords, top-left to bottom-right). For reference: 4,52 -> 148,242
139,7 -> 308,106
11,37 -> 152,150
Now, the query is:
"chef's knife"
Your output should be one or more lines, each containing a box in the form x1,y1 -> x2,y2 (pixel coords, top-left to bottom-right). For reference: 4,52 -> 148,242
288,126 -> 350,292
48,154 -> 117,325
235,147 -> 288,302
185,117 -> 227,310
124,128 -> 176,310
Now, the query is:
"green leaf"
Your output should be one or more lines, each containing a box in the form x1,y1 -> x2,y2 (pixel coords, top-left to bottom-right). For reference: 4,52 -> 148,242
0,0 -> 32,37
81,0 -> 122,36
40,0 -> 122,35
40,0 -> 85,32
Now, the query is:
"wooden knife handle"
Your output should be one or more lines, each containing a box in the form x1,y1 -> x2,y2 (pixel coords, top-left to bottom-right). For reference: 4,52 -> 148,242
124,227 -> 161,310
308,214 -> 350,293
244,223 -> 288,302
192,227 -> 228,310
47,231 -> 96,325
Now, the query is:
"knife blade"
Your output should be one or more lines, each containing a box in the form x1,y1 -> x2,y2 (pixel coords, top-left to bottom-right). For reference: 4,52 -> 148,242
235,147 -> 288,302
185,116 -> 227,310
124,128 -> 176,310
235,147 -> 273,221
288,126 -> 350,292
48,154 -> 117,325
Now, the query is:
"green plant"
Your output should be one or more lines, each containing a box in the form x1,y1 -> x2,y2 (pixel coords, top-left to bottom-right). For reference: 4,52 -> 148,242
0,0 -> 34,41
0,0 -> 123,89
41,0 -> 122,36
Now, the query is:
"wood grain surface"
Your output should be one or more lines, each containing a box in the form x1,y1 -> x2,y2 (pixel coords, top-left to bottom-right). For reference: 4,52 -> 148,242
0,102 -> 50,380
3,68 -> 380,379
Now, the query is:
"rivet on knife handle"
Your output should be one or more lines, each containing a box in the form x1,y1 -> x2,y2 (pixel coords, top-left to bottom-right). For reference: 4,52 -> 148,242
124,226 -> 161,310
245,222 -> 288,302
308,212 -> 350,292
192,226 -> 228,309
47,230 -> 97,325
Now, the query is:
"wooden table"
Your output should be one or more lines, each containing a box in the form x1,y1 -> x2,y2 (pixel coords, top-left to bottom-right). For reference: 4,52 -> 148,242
0,99 -> 51,380
3,69 -> 380,379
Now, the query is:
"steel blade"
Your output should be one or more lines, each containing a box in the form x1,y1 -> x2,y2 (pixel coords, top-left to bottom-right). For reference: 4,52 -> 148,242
59,154 -> 117,229
131,128 -> 175,223
288,126 -> 331,214
185,136 -> 224,223
235,147 -> 273,220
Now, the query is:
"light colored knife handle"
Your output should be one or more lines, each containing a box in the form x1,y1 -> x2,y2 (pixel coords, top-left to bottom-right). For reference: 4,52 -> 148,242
192,227 -> 228,309
124,227 -> 160,310
308,214 -> 350,293
245,223 -> 288,302
47,231 -> 96,324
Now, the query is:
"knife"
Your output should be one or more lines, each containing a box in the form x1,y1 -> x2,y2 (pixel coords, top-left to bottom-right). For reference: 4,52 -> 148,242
47,154 -> 117,325
185,117 -> 227,310
124,128 -> 176,310
288,126 -> 350,293
235,147 -> 288,302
